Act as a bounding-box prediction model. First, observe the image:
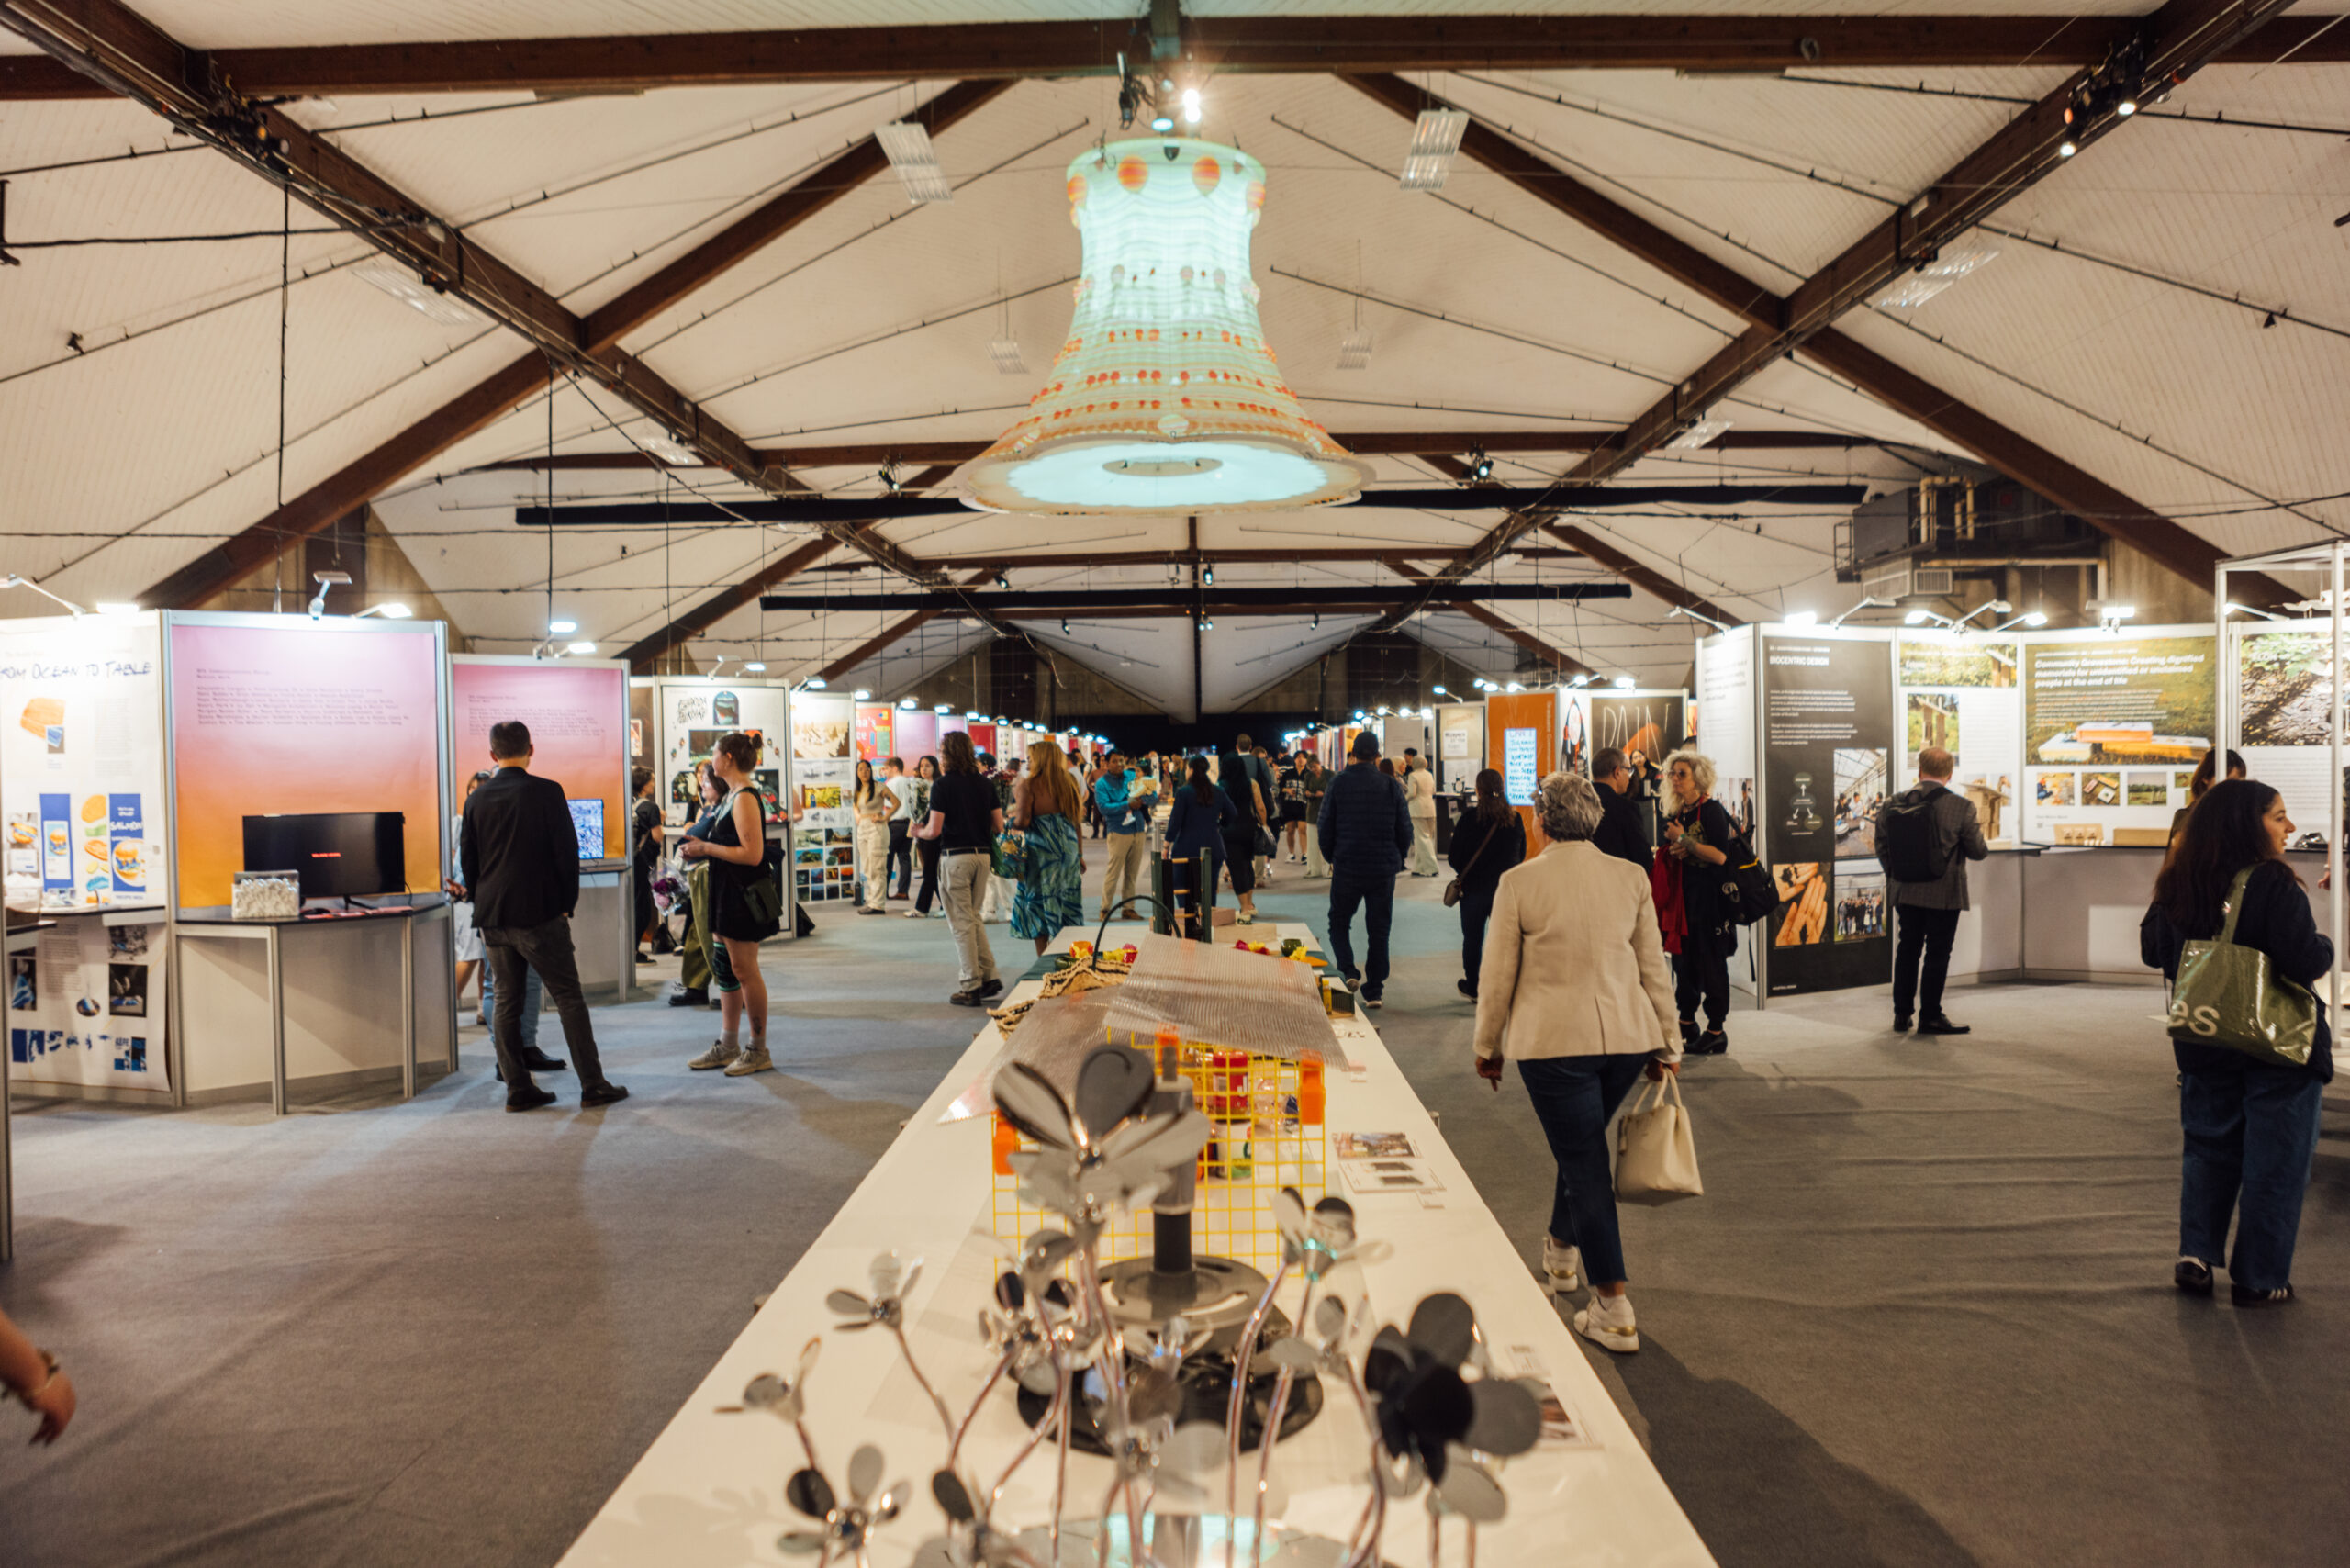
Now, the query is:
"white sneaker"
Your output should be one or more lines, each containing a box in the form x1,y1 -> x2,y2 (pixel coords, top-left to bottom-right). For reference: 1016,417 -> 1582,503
1541,1237 -> 1582,1293
688,1041 -> 738,1071
1572,1293 -> 1639,1354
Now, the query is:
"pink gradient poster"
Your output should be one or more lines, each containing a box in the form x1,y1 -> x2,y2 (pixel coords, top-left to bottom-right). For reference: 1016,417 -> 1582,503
450,659 -> 626,859
169,622 -> 444,908
892,711 -> 938,761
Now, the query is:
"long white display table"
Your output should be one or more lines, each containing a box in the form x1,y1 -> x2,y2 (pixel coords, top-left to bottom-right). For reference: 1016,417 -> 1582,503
558,923 -> 1714,1568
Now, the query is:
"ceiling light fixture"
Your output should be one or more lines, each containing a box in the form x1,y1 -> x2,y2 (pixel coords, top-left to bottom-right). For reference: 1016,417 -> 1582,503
352,262 -> 482,326
989,336 -> 1028,375
876,120 -> 953,204
307,568 -> 351,620
1781,610 -> 1818,628
805,677 -> 828,690
1466,450 -> 1494,482
853,689 -> 873,700
352,602 -> 411,619
1665,418 -> 1733,450
1336,327 -> 1372,372
1668,605 -> 1733,634
92,600 -> 140,615
1,574 -> 85,617
1180,86 -> 1202,126
1871,245 -> 2000,309
2224,601 -> 2288,622
744,661 -> 767,672
1991,611 -> 2049,633
641,432 -> 697,465
1613,676 -> 1636,689
565,640 -> 598,655
1400,107 -> 1470,191
900,697 -> 918,710
547,619 -> 578,635
957,140 -> 1371,515
1828,596 -> 1891,629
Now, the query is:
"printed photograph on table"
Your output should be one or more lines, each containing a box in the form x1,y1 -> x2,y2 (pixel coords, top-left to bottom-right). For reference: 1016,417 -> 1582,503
2034,771 -> 2076,806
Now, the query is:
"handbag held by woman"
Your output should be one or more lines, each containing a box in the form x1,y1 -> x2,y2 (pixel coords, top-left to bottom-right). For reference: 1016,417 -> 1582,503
2165,866 -> 2318,1069
1444,819 -> 1500,909
1616,1073 -> 1703,1204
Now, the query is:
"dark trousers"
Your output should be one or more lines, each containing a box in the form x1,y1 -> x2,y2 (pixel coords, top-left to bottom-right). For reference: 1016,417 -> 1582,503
631,861 -> 655,943
2178,1050 -> 2322,1291
1459,883 -> 1496,994
482,915 -> 608,1095
1892,902 -> 1963,1018
1673,946 -> 1729,1031
913,836 -> 942,913
1327,869 -> 1395,998
1518,1054 -> 1651,1284
887,821 -> 913,898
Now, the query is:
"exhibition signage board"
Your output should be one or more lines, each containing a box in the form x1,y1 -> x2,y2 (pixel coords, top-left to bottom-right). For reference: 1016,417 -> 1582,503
2226,624 -> 2336,838
655,678 -> 789,827
791,691 -> 856,906
1895,638 -> 2021,847
1760,631 -> 1894,996
166,615 -> 448,913
893,711 -> 940,763
1483,690 -> 1555,849
1560,686 -> 1686,778
1437,703 -> 1483,793
2020,627 -> 2214,848
449,657 -> 628,863
2,613 -> 172,1092
854,705 -> 893,764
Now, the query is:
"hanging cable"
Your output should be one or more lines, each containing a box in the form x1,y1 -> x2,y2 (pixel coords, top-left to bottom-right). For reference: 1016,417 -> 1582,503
273,182 -> 290,612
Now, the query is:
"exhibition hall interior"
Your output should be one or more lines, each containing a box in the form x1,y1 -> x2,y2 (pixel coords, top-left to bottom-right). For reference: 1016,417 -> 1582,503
3,2 -> 2347,1565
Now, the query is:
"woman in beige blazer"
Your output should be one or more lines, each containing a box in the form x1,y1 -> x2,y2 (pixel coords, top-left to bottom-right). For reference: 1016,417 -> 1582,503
1473,769 -> 1682,1355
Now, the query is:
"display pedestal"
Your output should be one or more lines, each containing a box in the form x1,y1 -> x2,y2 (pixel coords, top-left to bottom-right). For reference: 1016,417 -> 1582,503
173,904 -> 455,1114
575,871 -> 632,1003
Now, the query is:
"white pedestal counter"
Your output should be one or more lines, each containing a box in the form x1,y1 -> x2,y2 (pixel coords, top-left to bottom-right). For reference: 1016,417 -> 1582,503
556,923 -> 1714,1568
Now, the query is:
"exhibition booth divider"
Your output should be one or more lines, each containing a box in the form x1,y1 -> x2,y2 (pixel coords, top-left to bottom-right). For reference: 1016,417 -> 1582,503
4,610 -> 460,1115
1688,612 -> 2294,1002
636,676 -> 801,917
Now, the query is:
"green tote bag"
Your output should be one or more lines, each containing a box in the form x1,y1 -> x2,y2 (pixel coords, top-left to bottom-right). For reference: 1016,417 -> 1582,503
2166,867 -> 2319,1069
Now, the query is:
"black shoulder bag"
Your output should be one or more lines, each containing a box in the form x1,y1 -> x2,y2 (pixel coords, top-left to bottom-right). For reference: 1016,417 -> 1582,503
1444,817 -> 1502,908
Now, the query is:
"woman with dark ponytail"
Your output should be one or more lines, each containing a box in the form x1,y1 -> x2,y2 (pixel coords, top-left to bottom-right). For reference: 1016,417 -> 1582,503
2142,778 -> 2329,1305
1163,754 -> 1235,935
1448,767 -> 1526,998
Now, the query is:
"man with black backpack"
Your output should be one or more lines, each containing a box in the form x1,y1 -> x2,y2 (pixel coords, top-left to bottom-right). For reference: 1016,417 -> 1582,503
1875,745 -> 1989,1036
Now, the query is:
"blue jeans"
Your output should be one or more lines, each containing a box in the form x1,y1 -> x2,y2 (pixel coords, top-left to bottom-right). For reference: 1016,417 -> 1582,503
479,958 -> 542,1051
2177,1047 -> 2322,1291
1327,869 -> 1394,997
1518,1054 -> 1652,1285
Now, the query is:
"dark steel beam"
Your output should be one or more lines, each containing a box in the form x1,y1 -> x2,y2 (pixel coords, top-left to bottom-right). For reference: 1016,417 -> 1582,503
10,17 -> 2338,98
1450,602 -> 1594,679
761,584 -> 1633,612
517,483 -> 1866,527
817,569 -> 994,682
1542,524 -> 1738,624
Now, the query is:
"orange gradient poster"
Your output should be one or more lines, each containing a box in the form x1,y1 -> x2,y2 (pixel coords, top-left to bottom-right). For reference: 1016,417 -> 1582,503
449,659 -> 625,860
168,622 -> 444,909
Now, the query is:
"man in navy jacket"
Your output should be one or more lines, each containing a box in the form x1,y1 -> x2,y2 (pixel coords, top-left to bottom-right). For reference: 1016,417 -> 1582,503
1317,729 -> 1414,1008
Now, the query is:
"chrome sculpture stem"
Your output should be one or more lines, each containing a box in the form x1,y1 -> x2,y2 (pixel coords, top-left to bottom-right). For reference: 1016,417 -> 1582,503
1075,1244 -> 1148,1565
1093,1474 -> 1125,1568
891,1321 -> 958,1445
794,1417 -> 823,1477
1428,1509 -> 1441,1568
949,1346 -> 1021,1469
989,1350 -> 1066,1525
1466,1520 -> 1478,1568
1336,1364 -> 1389,1568
1248,1365 -> 1297,1567
1222,1259 -> 1295,1568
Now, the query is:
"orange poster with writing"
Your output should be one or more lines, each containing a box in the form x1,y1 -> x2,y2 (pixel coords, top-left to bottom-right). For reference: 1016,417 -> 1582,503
1483,690 -> 1558,852
449,659 -> 625,859
169,621 -> 444,909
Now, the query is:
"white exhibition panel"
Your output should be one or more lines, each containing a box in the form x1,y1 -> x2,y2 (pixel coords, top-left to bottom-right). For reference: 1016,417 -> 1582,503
558,923 -> 1713,1568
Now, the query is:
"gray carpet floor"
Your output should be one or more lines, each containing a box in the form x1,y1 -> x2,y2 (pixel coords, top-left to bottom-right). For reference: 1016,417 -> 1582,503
3,859 -> 2345,1567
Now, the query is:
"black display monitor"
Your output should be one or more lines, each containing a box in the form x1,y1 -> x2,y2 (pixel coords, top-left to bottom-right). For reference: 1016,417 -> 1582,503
241,812 -> 407,902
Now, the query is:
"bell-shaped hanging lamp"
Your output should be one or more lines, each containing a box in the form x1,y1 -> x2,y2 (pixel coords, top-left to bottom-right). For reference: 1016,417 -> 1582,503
958,139 -> 1371,515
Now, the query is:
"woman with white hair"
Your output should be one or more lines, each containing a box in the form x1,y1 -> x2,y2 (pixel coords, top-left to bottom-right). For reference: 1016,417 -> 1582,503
1662,746 -> 1737,1055
1473,769 -> 1682,1354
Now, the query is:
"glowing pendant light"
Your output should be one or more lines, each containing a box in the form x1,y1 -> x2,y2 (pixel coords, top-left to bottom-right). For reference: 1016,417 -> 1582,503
959,138 -> 1370,515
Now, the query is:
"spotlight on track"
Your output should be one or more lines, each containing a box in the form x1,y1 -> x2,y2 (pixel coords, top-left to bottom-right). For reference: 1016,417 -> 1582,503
1465,450 -> 1494,482
308,569 -> 351,620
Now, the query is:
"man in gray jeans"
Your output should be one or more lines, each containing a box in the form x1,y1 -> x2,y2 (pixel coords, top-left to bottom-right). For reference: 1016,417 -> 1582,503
920,731 -> 1006,1007
1875,745 -> 1989,1036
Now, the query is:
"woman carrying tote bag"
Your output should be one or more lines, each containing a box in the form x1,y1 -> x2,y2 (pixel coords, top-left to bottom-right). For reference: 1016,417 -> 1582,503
1471,770 -> 1683,1354
1447,767 -> 1525,1000
2140,778 -> 2330,1305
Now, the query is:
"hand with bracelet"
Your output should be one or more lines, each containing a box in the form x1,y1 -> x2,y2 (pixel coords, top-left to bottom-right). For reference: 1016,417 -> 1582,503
0,1305 -> 73,1444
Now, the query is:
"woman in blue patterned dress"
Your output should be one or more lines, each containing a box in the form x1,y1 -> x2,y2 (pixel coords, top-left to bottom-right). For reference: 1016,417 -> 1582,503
1013,739 -> 1087,955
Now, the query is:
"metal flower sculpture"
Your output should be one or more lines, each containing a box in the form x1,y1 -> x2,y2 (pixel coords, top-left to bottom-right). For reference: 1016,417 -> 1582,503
831,1251 -> 955,1442
1360,1294 -> 1540,1518
912,1469 -> 1043,1568
779,1442 -> 910,1566
730,1336 -> 825,1470
994,1057 -> 1211,1246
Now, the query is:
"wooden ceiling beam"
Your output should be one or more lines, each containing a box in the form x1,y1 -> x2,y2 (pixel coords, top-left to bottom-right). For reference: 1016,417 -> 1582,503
0,0 -> 990,604
1541,523 -> 1736,625
1345,17 -> 2288,596
817,569 -> 994,682
1449,602 -> 1594,679
620,532 -> 843,675
9,16 -> 2339,98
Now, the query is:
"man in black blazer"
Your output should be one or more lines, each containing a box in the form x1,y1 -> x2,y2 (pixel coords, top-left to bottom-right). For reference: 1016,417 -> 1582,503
1590,748 -> 1652,869
459,721 -> 630,1112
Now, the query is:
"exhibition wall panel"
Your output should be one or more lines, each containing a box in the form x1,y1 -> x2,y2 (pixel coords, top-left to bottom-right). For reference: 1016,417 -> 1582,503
1,612 -> 173,1093
1696,629 -> 1761,1002
2226,623 -> 2336,837
449,658 -> 628,863
1483,690 -> 1554,850
791,691 -> 856,907
894,711 -> 940,762
1894,637 -> 2021,846
1436,703 -> 1483,792
1561,685 -> 1687,779
653,678 -> 789,827
1758,629 -> 1894,996
854,704 -> 892,764
2020,626 -> 2215,847
166,615 -> 447,913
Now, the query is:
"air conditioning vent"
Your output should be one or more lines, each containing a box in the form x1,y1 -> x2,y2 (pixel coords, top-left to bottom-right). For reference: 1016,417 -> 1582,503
1912,567 -> 1954,597
1862,563 -> 1912,601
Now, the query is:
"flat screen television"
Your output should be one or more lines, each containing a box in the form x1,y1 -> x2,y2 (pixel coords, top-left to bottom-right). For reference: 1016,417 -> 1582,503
568,798 -> 605,861
241,812 -> 407,902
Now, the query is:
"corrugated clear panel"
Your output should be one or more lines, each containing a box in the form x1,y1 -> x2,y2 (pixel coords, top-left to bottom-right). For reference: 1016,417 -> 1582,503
1102,933 -> 1350,1067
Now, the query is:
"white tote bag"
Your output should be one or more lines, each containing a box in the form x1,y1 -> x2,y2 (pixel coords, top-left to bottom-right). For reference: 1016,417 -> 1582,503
1616,1071 -> 1702,1205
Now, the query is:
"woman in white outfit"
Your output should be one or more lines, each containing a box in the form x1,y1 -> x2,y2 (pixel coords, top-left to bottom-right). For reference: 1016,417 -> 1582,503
852,757 -> 897,916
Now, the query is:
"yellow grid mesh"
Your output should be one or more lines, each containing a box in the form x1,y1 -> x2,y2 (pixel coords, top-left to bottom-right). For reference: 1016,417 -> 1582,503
989,1034 -> 1327,1271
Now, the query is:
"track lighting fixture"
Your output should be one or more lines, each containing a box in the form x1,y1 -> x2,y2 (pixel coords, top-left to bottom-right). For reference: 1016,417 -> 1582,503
994,573 -> 1010,591
1827,596 -> 1892,630
1203,564 -> 1214,587
308,568 -> 350,621
1990,611 -> 2048,633
1466,450 -> 1494,482
1668,605 -> 1734,634
878,464 -> 901,495
1,574 -> 85,617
